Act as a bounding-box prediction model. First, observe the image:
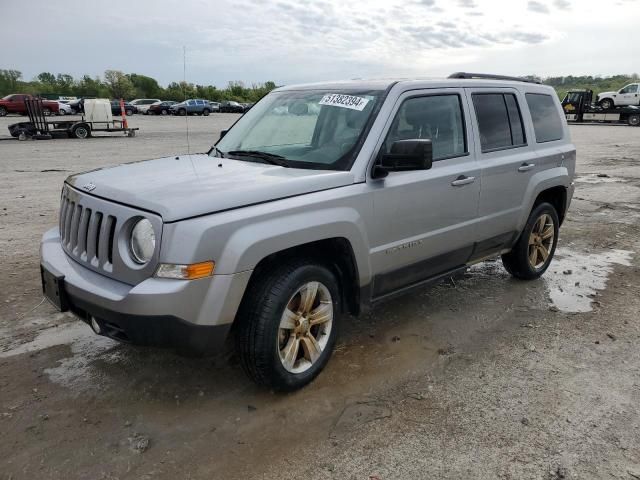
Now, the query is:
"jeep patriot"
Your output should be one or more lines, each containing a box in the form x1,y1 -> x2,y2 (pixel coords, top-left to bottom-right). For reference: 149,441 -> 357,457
40,73 -> 576,390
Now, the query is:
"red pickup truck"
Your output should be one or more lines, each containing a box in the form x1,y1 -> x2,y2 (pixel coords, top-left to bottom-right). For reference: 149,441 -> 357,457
0,94 -> 60,116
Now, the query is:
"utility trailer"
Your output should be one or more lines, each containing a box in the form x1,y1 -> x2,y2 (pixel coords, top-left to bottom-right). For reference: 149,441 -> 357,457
8,98 -> 139,139
562,89 -> 640,126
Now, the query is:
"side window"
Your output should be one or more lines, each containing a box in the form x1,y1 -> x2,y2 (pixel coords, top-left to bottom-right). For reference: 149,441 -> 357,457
188,100 -> 196,106
383,94 -> 466,161
196,100 -> 205,106
472,93 -> 526,152
525,93 -> 563,143
620,84 -> 638,94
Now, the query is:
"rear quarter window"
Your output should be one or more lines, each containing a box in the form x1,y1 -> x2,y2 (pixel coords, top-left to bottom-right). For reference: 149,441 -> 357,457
525,93 -> 563,143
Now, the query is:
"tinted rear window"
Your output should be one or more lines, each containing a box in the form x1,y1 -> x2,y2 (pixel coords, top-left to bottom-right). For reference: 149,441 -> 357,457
525,93 -> 563,143
472,93 -> 526,152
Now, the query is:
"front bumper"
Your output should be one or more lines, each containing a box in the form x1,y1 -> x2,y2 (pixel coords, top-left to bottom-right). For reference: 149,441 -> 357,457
40,227 -> 252,353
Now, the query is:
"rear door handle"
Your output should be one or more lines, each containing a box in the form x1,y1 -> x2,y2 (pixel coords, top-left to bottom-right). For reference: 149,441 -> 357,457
451,175 -> 476,187
518,163 -> 535,172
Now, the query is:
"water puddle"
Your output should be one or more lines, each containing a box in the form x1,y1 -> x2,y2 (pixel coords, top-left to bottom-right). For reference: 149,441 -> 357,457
44,332 -> 121,391
544,248 -> 633,313
575,174 -> 627,184
0,321 -> 93,358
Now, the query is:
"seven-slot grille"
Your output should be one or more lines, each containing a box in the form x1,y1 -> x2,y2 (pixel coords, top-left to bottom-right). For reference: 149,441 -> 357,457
59,192 -> 117,271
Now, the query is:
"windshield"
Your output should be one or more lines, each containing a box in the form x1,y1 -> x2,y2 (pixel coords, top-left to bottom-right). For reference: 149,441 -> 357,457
213,89 -> 383,170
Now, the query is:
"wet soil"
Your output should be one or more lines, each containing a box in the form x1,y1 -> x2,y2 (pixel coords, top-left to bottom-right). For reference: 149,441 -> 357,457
1,116 -> 639,479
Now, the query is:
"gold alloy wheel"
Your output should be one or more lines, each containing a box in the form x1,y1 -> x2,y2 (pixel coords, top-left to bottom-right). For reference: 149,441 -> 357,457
278,281 -> 333,374
528,213 -> 555,269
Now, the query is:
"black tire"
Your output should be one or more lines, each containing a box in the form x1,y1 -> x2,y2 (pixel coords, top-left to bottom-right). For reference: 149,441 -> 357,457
42,107 -> 52,116
502,202 -> 559,280
161,109 -> 168,115
599,98 -> 614,110
628,114 -> 640,126
235,259 -> 341,391
0,106 -> 7,116
125,108 -> 134,116
71,123 -> 91,139
178,108 -> 187,116
202,108 -> 210,116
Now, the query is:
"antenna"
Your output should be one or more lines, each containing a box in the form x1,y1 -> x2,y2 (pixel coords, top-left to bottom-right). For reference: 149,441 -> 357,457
183,45 -> 191,155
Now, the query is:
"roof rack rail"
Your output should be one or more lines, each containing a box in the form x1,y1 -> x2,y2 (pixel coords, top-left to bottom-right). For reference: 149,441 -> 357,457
448,72 -> 542,84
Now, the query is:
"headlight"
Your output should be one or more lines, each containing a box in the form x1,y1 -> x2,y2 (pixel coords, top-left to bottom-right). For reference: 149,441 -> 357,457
130,218 -> 156,264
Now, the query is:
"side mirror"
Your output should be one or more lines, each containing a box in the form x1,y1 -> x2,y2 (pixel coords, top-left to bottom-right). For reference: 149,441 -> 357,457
219,129 -> 228,139
373,139 -> 433,179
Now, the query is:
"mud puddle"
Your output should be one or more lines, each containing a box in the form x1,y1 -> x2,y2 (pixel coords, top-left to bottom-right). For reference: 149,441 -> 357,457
544,247 -> 633,313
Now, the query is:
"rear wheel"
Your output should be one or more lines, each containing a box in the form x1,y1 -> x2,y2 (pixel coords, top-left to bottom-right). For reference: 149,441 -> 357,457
42,107 -> 52,116
236,260 -> 340,391
125,108 -> 134,116
501,202 -> 559,280
628,114 -> 640,126
202,108 -> 210,116
71,123 -> 91,139
161,109 -> 168,115
0,106 -> 7,116
599,98 -> 614,109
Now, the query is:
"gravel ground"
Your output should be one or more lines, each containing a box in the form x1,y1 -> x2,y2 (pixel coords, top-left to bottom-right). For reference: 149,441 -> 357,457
1,114 -> 639,480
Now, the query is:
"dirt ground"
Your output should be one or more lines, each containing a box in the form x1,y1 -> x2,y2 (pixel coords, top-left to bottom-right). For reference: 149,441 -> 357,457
1,114 -> 639,480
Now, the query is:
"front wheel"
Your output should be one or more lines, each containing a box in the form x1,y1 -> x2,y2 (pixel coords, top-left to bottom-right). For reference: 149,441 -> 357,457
0,106 -> 7,116
42,107 -> 52,116
235,260 -> 340,391
501,202 -> 559,280
178,108 -> 186,116
599,98 -> 614,110
628,114 -> 640,126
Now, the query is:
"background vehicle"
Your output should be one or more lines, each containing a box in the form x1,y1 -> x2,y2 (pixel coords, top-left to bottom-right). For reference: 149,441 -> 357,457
170,99 -> 213,115
110,100 -> 137,116
563,89 -> 640,126
0,94 -> 60,116
130,98 -> 162,114
56,101 -> 73,115
40,73 -> 575,391
597,83 -> 640,109
208,101 -> 221,112
148,101 -> 177,115
220,100 -> 244,113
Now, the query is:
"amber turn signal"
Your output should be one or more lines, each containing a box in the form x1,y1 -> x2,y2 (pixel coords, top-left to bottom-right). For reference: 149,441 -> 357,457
155,261 -> 215,280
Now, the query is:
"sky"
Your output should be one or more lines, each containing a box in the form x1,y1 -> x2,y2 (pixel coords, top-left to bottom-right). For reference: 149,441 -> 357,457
2,0 -> 638,87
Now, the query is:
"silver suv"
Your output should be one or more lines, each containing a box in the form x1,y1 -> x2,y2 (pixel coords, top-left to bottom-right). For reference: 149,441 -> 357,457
40,73 -> 575,390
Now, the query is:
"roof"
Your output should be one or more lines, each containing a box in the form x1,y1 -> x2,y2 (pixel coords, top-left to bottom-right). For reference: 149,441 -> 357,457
275,75 -> 553,92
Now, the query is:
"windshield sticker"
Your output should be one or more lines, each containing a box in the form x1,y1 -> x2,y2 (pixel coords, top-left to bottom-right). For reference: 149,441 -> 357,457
319,94 -> 370,111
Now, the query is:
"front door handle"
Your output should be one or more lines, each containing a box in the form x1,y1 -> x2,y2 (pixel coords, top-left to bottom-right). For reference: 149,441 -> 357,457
518,163 -> 536,172
451,175 -> 476,187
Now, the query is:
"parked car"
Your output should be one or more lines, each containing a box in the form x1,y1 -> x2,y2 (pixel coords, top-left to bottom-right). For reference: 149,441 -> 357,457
208,101 -> 221,112
130,99 -> 162,114
148,101 -> 178,115
169,99 -> 213,116
110,100 -> 137,116
597,83 -> 640,109
40,73 -> 575,391
0,94 -> 60,116
220,100 -> 245,113
56,101 -> 73,115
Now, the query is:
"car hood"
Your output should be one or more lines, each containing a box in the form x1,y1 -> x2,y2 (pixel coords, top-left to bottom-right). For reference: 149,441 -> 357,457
597,90 -> 616,98
66,154 -> 354,222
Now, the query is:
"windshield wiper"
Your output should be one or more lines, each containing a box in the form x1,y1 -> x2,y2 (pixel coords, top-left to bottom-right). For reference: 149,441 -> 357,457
210,145 -> 225,158
226,150 -> 290,167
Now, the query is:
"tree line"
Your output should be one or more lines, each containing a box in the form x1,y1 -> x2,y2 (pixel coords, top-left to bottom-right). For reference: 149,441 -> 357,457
0,69 -> 277,103
1,69 -> 638,102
